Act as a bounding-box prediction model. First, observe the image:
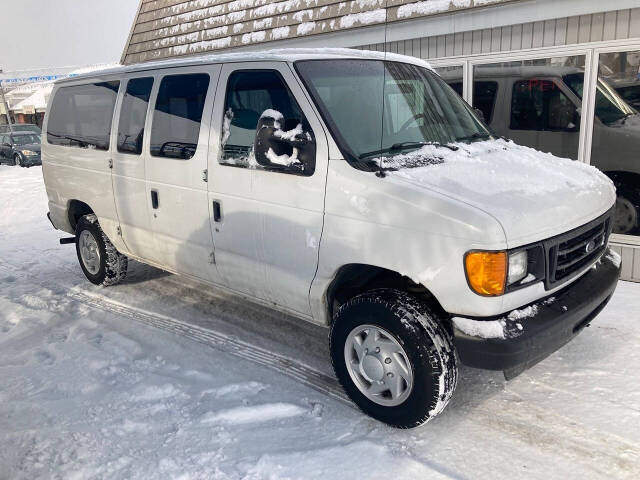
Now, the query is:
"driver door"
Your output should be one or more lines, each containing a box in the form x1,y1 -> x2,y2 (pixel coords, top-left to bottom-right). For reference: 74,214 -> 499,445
207,62 -> 329,316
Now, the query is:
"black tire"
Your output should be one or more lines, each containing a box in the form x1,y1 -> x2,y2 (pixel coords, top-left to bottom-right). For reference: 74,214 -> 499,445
613,185 -> 640,235
14,154 -> 22,167
330,289 -> 457,428
75,214 -> 128,286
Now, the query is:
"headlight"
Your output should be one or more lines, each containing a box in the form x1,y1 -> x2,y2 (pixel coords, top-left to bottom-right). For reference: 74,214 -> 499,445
465,247 -> 543,296
464,251 -> 507,296
21,150 -> 37,156
507,250 -> 528,285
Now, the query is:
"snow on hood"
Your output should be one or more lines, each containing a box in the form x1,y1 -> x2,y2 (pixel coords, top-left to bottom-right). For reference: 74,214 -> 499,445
381,139 -> 615,247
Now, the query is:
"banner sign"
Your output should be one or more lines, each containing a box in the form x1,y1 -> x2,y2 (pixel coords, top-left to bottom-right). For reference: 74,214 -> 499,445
0,74 -> 69,85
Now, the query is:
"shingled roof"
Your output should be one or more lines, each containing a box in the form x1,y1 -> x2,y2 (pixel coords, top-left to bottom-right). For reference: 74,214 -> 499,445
121,0 -> 515,64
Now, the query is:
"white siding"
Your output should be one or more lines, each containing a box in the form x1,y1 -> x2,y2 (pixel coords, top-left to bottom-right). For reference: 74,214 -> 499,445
359,8 -> 640,58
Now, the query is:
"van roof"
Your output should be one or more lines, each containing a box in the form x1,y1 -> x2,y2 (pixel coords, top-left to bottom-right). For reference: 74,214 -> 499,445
54,48 -> 434,84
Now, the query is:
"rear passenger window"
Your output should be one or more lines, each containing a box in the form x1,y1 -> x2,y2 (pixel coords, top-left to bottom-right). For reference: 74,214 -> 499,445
117,77 -> 153,155
47,81 -> 120,150
150,73 -> 209,159
220,70 -> 315,176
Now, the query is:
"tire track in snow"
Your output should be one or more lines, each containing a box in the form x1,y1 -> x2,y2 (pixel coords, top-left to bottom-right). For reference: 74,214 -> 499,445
0,260 -> 348,404
66,288 -> 350,403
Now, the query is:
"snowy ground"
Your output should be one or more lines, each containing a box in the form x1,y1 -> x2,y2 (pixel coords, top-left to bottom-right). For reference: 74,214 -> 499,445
1,165 -> 639,479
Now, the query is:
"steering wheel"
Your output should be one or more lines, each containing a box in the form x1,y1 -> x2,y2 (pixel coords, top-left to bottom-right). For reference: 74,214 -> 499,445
399,113 -> 428,133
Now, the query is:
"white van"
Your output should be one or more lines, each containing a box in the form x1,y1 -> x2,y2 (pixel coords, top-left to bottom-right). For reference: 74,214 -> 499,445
42,49 -> 621,428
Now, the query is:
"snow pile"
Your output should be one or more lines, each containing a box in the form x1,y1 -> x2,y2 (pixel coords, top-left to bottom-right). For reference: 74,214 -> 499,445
397,0 -> 469,19
261,109 -> 306,167
271,26 -> 291,39
453,302 -> 540,339
297,21 -> 316,35
339,9 -> 386,28
507,304 -> 539,321
452,317 -> 505,339
201,403 -> 306,425
221,107 -> 233,145
241,30 -> 267,44
266,147 -> 300,166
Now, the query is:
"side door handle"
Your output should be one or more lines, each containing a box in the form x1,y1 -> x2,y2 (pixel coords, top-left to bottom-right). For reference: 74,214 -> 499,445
151,190 -> 159,209
212,200 -> 222,222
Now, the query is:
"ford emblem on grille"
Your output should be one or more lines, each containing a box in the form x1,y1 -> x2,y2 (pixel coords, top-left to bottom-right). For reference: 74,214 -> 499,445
585,240 -> 596,253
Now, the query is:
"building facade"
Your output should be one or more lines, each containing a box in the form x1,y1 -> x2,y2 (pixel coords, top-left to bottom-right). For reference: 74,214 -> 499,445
122,0 -> 640,281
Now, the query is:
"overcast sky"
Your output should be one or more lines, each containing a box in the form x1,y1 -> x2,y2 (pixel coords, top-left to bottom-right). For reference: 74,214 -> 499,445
0,0 -> 139,72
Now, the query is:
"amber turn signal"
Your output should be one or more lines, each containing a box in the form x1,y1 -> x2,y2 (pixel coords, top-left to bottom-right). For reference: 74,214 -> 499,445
464,251 -> 507,296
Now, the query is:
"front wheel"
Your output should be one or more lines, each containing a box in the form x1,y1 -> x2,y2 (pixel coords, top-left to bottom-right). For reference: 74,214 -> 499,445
613,187 -> 639,235
330,289 -> 458,428
13,154 -> 22,167
75,214 -> 128,286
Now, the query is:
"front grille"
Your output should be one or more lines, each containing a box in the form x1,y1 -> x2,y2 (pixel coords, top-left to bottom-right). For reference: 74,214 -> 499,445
545,210 -> 613,288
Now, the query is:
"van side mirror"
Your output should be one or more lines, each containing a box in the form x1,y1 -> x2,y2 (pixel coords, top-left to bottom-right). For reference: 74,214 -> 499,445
253,112 -> 316,175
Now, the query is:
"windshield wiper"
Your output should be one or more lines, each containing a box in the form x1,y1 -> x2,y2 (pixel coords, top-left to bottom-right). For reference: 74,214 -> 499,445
359,141 -> 458,160
455,132 -> 491,142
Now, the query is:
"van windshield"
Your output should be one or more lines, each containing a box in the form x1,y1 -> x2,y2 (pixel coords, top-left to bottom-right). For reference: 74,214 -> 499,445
295,59 -> 491,168
564,72 -> 637,125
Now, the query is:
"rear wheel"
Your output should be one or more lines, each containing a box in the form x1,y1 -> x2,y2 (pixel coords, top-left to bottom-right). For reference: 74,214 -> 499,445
75,214 -> 128,286
330,289 -> 457,428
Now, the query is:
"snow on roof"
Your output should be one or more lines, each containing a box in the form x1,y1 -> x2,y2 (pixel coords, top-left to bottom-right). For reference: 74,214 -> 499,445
55,48 -> 434,84
12,84 -> 54,111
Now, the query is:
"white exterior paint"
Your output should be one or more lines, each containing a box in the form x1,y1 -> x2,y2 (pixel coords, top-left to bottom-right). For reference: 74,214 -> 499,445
42,49 -> 616,326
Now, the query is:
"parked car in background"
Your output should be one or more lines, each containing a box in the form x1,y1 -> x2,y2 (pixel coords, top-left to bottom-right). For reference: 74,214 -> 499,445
42,49 -> 620,428
0,123 -> 42,134
444,66 -> 640,236
0,132 -> 42,167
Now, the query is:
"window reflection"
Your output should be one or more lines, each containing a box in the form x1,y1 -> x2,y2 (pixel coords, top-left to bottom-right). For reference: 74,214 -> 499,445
590,50 -> 640,236
469,56 -> 586,160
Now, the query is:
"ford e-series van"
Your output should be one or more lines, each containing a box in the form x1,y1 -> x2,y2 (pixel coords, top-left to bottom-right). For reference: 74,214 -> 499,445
42,49 -> 621,428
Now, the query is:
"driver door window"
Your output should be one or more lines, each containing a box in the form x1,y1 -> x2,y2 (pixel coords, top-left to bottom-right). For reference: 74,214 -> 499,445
220,70 -> 315,176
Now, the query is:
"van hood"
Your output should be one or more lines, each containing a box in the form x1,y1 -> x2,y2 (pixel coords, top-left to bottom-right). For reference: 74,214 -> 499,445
382,139 -> 616,247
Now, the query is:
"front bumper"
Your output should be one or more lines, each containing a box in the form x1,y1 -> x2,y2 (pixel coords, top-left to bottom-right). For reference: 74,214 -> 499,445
22,155 -> 41,166
452,248 -> 621,379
